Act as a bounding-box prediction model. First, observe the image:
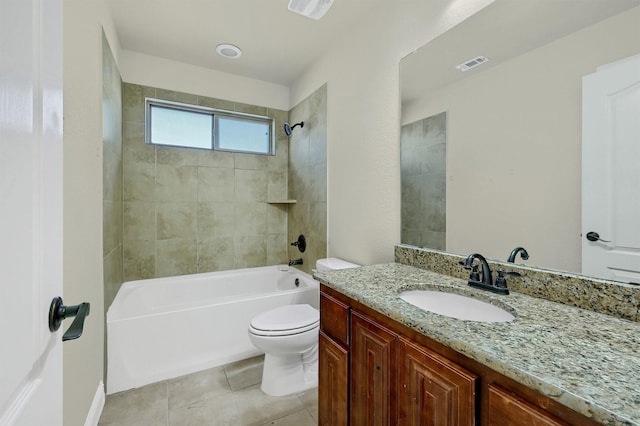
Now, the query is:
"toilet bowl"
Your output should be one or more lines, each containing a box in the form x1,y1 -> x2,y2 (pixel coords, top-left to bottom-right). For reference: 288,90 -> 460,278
248,304 -> 320,396
248,258 -> 359,396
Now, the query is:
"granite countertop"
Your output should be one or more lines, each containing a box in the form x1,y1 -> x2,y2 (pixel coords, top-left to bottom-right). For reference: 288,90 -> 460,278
314,263 -> 640,426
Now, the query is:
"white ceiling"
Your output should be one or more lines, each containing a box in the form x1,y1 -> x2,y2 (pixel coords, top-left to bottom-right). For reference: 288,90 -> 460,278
106,0 -> 387,87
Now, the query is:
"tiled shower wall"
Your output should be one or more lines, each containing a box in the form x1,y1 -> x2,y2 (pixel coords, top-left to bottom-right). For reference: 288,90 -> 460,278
102,33 -> 124,309
122,83 -> 290,281
287,84 -> 328,274
400,112 -> 446,250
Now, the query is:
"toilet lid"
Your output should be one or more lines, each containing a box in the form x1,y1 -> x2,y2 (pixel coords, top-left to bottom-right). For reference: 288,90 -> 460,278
250,304 -> 319,333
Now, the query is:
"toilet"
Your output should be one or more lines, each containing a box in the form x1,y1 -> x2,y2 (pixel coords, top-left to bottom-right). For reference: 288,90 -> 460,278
248,257 -> 359,396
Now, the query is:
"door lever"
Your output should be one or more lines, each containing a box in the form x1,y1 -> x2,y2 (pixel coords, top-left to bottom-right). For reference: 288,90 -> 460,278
48,297 -> 91,341
585,231 -> 611,243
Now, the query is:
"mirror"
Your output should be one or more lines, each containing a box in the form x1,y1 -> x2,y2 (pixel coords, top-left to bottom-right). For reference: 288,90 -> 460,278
400,0 -> 640,280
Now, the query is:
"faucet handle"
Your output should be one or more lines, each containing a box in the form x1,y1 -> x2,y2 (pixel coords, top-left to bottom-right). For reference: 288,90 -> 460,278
495,269 -> 521,289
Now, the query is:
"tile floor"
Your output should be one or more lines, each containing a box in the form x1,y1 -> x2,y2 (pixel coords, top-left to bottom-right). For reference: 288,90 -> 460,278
98,355 -> 318,426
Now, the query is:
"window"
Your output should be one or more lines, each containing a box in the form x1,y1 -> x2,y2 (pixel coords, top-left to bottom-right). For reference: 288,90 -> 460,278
145,98 -> 274,155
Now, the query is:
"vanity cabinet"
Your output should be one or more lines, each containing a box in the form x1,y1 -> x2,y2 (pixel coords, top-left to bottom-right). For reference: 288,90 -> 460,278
397,337 -> 477,425
319,285 -> 599,426
350,312 -> 396,425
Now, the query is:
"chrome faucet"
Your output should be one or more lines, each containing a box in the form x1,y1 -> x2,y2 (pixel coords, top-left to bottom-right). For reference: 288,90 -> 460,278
288,258 -> 303,266
507,246 -> 529,263
463,253 -> 509,295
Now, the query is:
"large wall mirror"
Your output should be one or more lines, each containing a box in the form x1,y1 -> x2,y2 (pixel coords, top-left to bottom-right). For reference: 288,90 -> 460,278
400,0 -> 640,282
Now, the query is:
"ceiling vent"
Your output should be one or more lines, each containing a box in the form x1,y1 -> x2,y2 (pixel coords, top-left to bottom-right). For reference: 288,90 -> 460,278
455,56 -> 490,72
288,0 -> 334,20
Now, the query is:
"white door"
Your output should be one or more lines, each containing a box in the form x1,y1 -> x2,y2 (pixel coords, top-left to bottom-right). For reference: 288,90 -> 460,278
0,0 -> 64,424
582,54 -> 640,284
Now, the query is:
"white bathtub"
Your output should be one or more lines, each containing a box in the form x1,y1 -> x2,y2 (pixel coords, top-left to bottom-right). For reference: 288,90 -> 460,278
106,265 -> 319,394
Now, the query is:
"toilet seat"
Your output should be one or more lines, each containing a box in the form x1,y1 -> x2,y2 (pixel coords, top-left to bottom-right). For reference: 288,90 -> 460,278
249,304 -> 319,337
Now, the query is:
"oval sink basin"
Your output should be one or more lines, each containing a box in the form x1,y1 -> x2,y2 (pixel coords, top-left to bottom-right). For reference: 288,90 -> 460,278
399,290 -> 515,323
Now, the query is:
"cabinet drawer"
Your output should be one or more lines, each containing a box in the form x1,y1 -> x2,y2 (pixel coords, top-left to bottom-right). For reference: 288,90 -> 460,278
320,292 -> 350,346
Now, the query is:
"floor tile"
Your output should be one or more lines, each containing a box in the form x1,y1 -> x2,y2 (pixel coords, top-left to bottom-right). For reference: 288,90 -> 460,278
168,365 -> 231,409
258,409 -> 316,426
99,382 -> 168,426
224,355 -> 264,391
234,385 -> 304,426
168,391 -> 242,426
297,388 -> 319,423
100,357 -> 318,426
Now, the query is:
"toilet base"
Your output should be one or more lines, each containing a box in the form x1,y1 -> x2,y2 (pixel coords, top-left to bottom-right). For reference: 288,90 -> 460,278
260,347 -> 318,396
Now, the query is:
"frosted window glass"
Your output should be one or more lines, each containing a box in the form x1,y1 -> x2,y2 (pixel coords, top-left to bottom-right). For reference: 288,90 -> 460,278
150,105 -> 212,149
217,116 -> 271,154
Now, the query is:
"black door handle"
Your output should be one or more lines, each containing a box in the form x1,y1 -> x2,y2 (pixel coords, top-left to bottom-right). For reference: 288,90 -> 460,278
586,231 -> 611,243
48,297 -> 91,341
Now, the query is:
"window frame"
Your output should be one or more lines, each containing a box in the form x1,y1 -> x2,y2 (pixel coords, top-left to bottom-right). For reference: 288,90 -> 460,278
144,97 -> 275,155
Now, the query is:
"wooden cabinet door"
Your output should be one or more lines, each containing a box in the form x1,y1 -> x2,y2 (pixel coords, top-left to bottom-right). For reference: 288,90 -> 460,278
398,337 -> 477,426
319,331 -> 349,426
488,385 -> 569,426
350,312 -> 397,426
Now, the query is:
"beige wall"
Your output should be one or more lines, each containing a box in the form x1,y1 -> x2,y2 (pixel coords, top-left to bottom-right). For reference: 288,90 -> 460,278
289,1 -> 493,266
63,0 -> 120,424
287,84 -> 328,274
122,84 -> 290,280
402,7 -> 640,273
119,50 -> 290,111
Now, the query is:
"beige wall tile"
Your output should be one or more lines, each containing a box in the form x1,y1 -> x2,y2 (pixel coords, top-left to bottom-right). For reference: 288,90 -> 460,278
103,200 -> 122,254
157,145 -> 200,167
156,88 -> 198,105
103,145 -> 121,202
124,162 -> 155,202
234,102 -> 267,116
197,96 -> 234,112
156,238 -> 197,278
123,83 -> 155,124
198,150 -> 235,168
124,201 -> 155,242
124,239 -> 156,281
235,169 -> 266,202
123,122 -> 155,164
267,204 -> 287,235
267,233 -> 287,265
104,246 -> 123,309
157,202 -> 197,240
234,153 -> 269,171
198,202 -> 235,237
155,164 -> 198,202
287,85 -> 327,274
234,202 -> 267,236
234,236 -> 267,269
198,167 -> 235,202
197,237 -> 235,272
267,170 -> 287,201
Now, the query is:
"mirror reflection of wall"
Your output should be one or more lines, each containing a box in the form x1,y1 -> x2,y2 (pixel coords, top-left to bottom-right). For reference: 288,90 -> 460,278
400,1 -> 640,278
400,112 -> 446,249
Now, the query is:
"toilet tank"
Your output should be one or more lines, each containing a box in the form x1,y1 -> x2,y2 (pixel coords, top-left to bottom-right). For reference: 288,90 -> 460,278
315,257 -> 359,272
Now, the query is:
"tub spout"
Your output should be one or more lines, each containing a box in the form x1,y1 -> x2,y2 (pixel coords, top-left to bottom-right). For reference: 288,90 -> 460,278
288,258 -> 303,266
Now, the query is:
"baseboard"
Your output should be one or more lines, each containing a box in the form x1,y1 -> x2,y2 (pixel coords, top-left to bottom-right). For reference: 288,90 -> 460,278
84,380 -> 105,426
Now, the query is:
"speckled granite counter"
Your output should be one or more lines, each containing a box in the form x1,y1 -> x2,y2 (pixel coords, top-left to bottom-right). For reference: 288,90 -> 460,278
314,263 -> 640,426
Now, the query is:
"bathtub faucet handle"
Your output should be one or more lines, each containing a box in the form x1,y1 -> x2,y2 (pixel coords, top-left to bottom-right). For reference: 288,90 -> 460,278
290,235 -> 306,253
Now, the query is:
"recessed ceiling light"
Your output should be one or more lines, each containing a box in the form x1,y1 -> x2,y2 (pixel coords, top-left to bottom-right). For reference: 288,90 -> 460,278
216,44 -> 242,59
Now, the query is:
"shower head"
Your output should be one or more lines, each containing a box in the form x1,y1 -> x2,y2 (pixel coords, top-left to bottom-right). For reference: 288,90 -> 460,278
284,121 -> 304,138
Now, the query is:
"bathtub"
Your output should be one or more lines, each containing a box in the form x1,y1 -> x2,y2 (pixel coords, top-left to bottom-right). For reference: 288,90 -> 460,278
106,265 -> 319,394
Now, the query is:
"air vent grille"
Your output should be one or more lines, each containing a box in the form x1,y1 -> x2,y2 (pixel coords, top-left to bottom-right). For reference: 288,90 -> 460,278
455,56 -> 490,72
